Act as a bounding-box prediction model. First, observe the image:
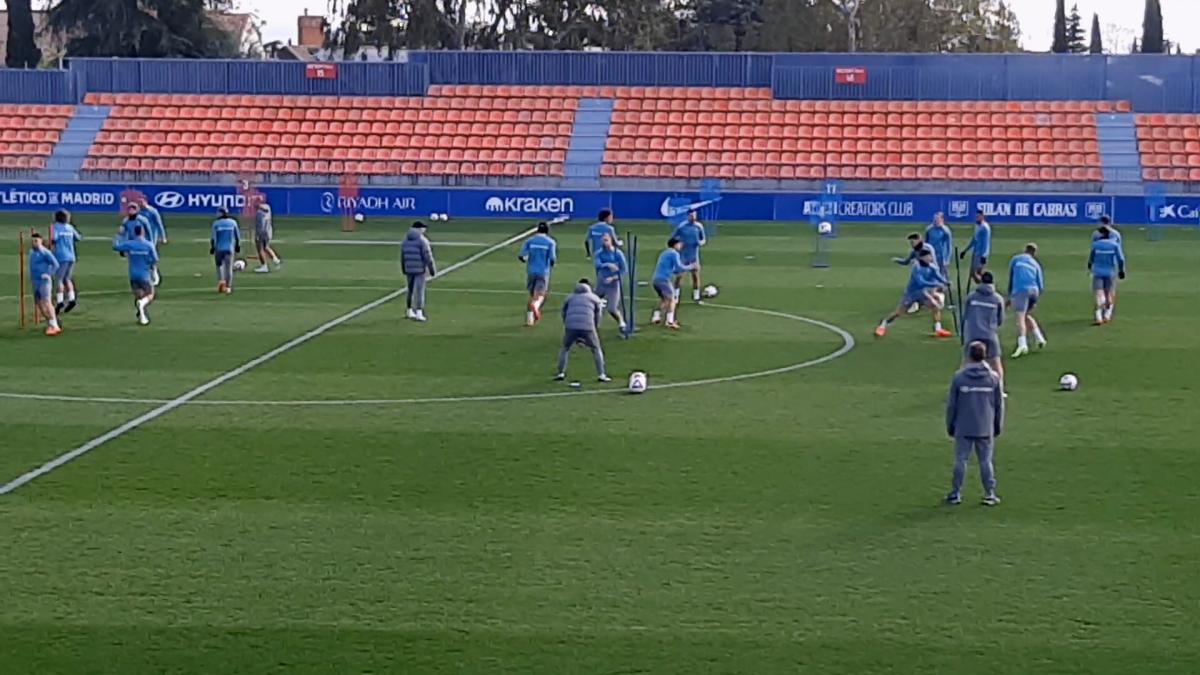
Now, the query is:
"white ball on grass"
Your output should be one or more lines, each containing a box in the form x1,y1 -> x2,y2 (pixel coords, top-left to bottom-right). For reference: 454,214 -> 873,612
232,259 -> 246,272
1059,373 -> 1079,391
628,371 -> 648,394
702,284 -> 719,299
354,213 -> 365,223
817,221 -> 833,235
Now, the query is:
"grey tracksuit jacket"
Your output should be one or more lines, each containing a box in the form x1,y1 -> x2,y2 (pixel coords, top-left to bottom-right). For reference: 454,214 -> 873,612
961,284 -> 1004,343
561,283 -> 603,331
946,363 -> 1005,439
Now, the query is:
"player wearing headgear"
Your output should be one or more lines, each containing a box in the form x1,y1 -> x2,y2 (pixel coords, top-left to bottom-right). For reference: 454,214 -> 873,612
1008,243 -> 1046,358
49,209 -> 81,315
1088,226 -> 1126,325
518,221 -> 557,326
584,209 -> 619,259
874,247 -> 953,339
112,224 -> 158,326
593,232 -> 628,334
960,209 -> 991,282
253,202 -> 282,273
210,207 -> 241,295
650,237 -> 697,330
28,232 -> 61,335
672,210 -> 707,303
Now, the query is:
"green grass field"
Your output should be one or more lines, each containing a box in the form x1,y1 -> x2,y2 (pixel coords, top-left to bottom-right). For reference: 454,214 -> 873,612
1,211 -> 1198,674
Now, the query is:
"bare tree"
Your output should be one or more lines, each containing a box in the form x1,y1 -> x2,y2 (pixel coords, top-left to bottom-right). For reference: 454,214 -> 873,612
827,0 -> 861,52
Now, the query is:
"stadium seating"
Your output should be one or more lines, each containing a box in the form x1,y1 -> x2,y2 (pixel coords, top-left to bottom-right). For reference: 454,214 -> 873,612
0,104 -> 73,173
602,88 -> 1122,182
1135,113 -> 1200,182
81,86 -> 578,178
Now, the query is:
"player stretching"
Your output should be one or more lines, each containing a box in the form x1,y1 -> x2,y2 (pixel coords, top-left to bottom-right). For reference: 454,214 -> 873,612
672,210 -> 707,302
1008,243 -> 1046,358
651,237 -> 696,330
112,225 -> 158,325
210,208 -> 241,295
584,208 -> 619,259
593,232 -> 628,334
875,248 -> 952,338
28,232 -> 62,336
253,203 -> 282,273
138,198 -> 167,286
894,232 -> 937,313
960,209 -> 991,282
518,222 -> 557,326
1088,226 -> 1126,325
49,209 -> 81,315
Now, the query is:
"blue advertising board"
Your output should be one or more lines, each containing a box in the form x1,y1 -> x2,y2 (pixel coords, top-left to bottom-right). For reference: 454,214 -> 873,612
3,181 -> 1199,227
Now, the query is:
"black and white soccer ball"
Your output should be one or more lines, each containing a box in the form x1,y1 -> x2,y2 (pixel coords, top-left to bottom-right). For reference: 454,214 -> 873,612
702,284 -> 719,299
1059,373 -> 1079,391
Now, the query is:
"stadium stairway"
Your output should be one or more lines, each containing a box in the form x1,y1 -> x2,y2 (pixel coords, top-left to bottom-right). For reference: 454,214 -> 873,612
40,104 -> 112,181
1097,113 -> 1143,194
562,98 -> 614,184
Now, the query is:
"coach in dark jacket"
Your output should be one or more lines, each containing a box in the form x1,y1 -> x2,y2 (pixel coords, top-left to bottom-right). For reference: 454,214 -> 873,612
400,221 -> 435,321
945,341 -> 1004,506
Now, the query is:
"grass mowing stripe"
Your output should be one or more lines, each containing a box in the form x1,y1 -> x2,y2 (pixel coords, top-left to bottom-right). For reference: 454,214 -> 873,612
0,227 -> 535,497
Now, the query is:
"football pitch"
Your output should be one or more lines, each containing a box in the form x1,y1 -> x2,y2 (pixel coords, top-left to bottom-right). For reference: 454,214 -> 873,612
1,212 -> 1198,674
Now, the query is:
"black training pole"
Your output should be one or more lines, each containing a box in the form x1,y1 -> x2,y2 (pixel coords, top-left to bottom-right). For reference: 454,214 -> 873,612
953,246 -> 966,345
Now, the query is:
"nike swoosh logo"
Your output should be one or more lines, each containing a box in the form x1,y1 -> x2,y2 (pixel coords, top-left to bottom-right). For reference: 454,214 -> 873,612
659,197 -> 722,219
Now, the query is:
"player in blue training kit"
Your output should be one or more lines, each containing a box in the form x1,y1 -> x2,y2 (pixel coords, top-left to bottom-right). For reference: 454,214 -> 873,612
518,221 -> 557,326
112,224 -> 159,325
876,248 -> 953,339
960,209 -> 992,282
894,231 -> 939,313
584,208 -> 619,259
672,210 -> 707,302
210,208 -> 242,295
119,203 -> 151,242
1088,226 -> 1126,325
593,232 -> 628,334
49,209 -> 82,315
1093,215 -> 1121,245
650,237 -> 697,330
138,198 -> 167,286
925,211 -> 954,277
1008,243 -> 1046,358
28,232 -> 62,335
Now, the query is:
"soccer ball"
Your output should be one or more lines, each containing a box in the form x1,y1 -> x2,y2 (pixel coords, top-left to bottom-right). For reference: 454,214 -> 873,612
1059,373 -> 1079,391
353,213 -> 365,223
439,213 -> 450,221
628,371 -> 648,394
702,284 -> 719,299
817,221 -> 833,235
232,259 -> 246,272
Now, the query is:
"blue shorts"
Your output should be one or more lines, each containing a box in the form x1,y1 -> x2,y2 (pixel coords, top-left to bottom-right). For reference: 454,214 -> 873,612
526,274 -> 548,295
54,261 -> 75,283
971,255 -> 987,274
130,278 -> 153,295
679,249 -> 700,267
1011,289 -> 1039,313
33,278 -> 51,301
653,279 -> 675,299
901,290 -> 935,309
596,282 -> 622,308
1092,275 -> 1115,292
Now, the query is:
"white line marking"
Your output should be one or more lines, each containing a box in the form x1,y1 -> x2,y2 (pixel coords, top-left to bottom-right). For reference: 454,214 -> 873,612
0,302 -> 855,408
0,228 -> 535,497
303,239 -> 488,247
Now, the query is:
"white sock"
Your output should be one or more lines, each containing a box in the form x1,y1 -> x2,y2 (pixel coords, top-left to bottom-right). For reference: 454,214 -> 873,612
1018,335 -> 1028,349
673,288 -> 681,301
526,311 -> 534,324
49,318 -> 59,329
692,288 -> 701,299
272,256 -> 280,264
1094,308 -> 1103,322
137,297 -> 150,311
67,289 -> 75,301
652,310 -> 661,321
879,319 -> 888,329
935,321 -> 943,331
55,292 -> 64,304
667,311 -> 676,323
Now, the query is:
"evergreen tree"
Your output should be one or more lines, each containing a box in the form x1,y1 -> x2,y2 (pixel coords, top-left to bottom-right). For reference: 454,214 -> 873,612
1065,3 -> 1085,53
48,0 -> 238,57
5,0 -> 42,68
1088,13 -> 1103,54
1141,0 -> 1164,53
1051,0 -> 1068,53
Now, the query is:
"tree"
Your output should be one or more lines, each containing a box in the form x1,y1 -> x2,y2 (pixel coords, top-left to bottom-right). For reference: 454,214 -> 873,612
1065,3 -> 1085,53
49,0 -> 238,58
826,0 -> 862,52
1051,0 -> 1068,53
1141,0 -> 1163,53
5,0 -> 42,68
1088,13 -> 1102,54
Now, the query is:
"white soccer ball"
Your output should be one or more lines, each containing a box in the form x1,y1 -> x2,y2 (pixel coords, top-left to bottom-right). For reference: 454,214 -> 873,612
628,371 -> 648,394
439,213 -> 450,222
817,221 -> 833,235
1059,373 -> 1079,391
232,259 -> 246,272
702,284 -> 719,299
354,213 -> 365,223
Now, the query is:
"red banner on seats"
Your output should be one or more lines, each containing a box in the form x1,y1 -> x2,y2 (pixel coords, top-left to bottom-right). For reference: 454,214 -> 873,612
306,63 -> 338,80
834,67 -> 867,85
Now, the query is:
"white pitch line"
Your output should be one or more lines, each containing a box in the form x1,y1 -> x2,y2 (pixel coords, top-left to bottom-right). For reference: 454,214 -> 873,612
303,239 -> 489,247
0,227 -> 535,497
0,302 -> 855,408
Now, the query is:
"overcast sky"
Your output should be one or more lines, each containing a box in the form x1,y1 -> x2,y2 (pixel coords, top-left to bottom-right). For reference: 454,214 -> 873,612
5,0 -> 1197,54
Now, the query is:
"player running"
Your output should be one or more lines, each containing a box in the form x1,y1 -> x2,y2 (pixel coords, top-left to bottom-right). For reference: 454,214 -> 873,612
672,210 -> 707,302
960,209 -> 991,282
651,237 -> 697,330
112,224 -> 158,326
49,209 -> 81,315
1093,215 -> 1121,245
584,209 -> 619,259
925,212 -> 954,277
138,198 -> 168,245
1008,243 -> 1046,358
253,203 -> 282,273
961,271 -> 1006,396
518,222 -> 557,326
28,232 -> 62,336
593,232 -> 628,334
875,248 -> 953,339
1088,226 -> 1126,325
210,208 -> 241,295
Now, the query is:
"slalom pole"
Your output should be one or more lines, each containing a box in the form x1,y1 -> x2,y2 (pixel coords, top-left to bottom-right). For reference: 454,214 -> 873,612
953,246 -> 965,345
18,231 -> 27,329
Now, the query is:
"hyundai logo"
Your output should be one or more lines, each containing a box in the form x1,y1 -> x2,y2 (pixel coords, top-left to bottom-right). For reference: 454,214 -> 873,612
155,191 -> 185,209
320,192 -> 336,214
